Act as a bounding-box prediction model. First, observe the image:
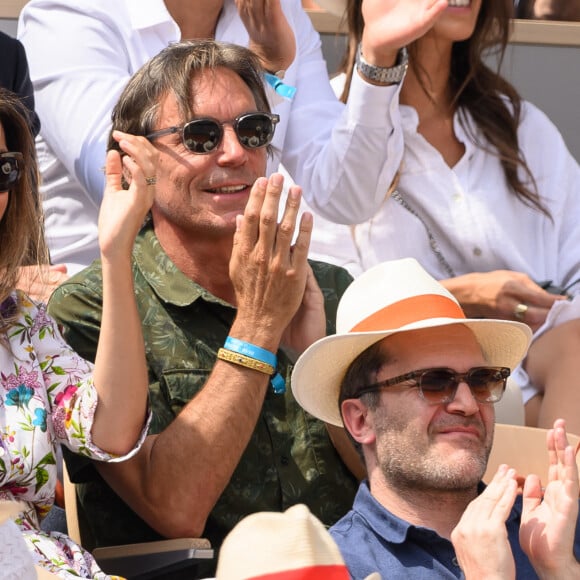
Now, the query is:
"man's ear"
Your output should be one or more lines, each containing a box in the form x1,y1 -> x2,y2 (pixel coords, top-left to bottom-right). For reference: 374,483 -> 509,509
341,399 -> 376,446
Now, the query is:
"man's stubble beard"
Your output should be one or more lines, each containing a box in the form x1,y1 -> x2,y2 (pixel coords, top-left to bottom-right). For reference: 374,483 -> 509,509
374,412 -> 493,495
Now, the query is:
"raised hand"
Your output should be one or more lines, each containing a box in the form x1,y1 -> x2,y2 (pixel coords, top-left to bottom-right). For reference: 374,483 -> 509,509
98,130 -> 158,262
235,0 -> 296,74
361,0 -> 449,64
229,173 -> 313,352
451,464 -> 518,580
519,419 -> 580,578
280,262 -> 326,358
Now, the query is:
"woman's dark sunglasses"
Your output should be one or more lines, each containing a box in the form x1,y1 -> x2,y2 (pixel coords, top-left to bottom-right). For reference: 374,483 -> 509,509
146,112 -> 280,154
0,152 -> 24,191
355,366 -> 510,405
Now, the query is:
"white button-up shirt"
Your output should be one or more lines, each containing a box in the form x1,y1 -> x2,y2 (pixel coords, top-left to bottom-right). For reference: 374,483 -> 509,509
19,0 -> 399,272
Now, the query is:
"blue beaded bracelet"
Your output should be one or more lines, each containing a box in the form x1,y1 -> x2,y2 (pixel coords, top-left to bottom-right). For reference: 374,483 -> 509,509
224,336 -> 286,395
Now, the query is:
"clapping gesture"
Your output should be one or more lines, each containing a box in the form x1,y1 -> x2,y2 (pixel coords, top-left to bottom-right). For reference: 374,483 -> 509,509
520,419 -> 580,578
229,173 -> 321,354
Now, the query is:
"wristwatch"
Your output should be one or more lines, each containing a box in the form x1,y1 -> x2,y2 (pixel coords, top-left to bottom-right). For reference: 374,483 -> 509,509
356,44 -> 409,85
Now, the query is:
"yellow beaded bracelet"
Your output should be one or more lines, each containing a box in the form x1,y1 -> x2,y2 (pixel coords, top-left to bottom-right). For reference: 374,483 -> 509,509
217,348 -> 275,376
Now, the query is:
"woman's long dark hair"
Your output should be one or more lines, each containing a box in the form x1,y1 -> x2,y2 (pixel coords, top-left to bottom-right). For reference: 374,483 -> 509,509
338,0 -> 546,215
0,88 -> 48,313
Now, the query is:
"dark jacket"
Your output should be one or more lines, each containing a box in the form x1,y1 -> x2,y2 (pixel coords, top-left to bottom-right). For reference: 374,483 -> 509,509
0,31 -> 41,136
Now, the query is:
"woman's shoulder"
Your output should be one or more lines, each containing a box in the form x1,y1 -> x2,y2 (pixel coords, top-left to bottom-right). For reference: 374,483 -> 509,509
2,290 -> 54,330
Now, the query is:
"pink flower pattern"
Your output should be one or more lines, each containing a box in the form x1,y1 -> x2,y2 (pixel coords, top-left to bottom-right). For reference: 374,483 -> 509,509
0,291 -> 147,579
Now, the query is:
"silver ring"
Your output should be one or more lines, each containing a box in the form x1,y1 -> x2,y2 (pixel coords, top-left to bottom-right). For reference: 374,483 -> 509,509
514,303 -> 528,320
145,176 -> 157,186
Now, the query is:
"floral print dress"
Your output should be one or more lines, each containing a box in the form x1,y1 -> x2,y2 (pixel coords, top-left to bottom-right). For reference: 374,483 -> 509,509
0,291 -> 147,578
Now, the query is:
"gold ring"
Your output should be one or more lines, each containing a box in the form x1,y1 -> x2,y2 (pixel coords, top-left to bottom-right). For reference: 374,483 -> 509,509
145,176 -> 157,186
514,303 -> 528,320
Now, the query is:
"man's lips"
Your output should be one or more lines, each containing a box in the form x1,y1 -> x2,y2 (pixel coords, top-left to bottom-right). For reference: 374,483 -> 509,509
205,184 -> 249,194
436,425 -> 483,439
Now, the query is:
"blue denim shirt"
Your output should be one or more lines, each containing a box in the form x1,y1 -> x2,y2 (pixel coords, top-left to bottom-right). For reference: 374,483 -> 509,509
330,480 -> 580,580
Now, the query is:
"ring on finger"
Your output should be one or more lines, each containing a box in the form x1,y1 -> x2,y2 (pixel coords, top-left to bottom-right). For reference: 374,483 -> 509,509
514,303 -> 528,321
145,176 -> 157,186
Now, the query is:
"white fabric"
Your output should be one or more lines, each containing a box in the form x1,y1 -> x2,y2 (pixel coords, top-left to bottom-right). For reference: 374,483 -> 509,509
18,0 -> 398,273
0,510 -> 36,580
305,72 -> 580,404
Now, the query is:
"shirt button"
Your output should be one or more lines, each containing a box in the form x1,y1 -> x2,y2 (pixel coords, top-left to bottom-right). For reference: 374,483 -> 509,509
473,247 -> 482,256
453,193 -> 462,202
452,556 -> 460,567
280,456 -> 289,466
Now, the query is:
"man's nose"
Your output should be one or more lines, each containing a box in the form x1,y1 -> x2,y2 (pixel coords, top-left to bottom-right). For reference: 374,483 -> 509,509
217,125 -> 248,164
447,381 -> 479,415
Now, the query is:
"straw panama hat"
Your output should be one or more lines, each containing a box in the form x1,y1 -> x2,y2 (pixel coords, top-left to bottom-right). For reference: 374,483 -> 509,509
312,0 -> 347,17
291,258 -> 532,427
215,503 -> 380,580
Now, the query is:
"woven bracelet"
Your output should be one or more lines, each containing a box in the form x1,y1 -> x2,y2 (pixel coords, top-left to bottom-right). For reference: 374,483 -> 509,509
217,348 -> 275,375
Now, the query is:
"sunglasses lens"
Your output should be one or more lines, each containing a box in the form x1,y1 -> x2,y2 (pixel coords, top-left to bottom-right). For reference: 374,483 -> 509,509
467,368 -> 507,402
183,120 -> 223,153
0,156 -> 21,191
236,114 -> 275,149
418,369 -> 456,403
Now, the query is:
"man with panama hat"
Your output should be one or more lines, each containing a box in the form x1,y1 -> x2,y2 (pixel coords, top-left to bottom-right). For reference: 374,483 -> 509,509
292,258 -> 580,579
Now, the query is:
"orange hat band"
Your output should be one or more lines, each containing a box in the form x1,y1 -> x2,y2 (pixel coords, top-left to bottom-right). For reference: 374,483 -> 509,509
350,294 -> 465,332
253,565 -> 350,580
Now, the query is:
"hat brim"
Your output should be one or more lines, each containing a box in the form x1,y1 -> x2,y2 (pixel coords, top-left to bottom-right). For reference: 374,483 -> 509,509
292,317 -> 531,427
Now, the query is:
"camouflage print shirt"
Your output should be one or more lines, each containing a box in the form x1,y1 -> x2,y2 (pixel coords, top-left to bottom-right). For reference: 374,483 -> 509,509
48,220 -> 358,568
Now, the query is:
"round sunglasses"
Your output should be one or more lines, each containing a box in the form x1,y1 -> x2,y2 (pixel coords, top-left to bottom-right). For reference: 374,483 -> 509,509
0,152 -> 24,191
146,112 -> 280,154
355,366 -> 510,405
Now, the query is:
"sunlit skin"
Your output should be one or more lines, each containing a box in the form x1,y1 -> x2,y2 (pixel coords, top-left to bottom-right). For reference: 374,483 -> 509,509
342,325 -> 496,535
0,122 -> 9,222
425,0 -> 482,44
149,67 -> 268,248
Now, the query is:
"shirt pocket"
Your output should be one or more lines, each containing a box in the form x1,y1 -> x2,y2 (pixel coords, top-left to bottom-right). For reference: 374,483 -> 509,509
158,368 -> 212,420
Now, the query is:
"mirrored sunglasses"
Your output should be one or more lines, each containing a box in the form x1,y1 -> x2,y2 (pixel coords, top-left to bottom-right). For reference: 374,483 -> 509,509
356,366 -> 510,405
146,112 -> 280,154
0,152 -> 24,191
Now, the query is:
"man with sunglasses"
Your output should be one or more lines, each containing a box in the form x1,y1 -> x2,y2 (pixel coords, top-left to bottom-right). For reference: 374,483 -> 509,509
19,0 -> 448,277
47,40 -> 360,574
292,258 -> 580,579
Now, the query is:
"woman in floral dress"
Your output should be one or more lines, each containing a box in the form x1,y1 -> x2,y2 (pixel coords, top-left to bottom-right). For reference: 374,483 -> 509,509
0,87 -> 156,577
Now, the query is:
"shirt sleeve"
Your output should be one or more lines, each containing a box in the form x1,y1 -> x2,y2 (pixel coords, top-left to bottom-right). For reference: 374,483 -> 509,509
17,3 -> 134,204
279,3 -> 405,224
31,291 -> 150,462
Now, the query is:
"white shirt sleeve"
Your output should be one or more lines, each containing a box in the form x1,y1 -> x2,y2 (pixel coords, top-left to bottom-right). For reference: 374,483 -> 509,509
18,1 -> 176,204
279,3 -> 405,224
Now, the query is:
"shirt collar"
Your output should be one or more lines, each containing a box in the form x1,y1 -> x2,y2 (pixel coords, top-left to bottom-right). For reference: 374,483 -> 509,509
125,0 -> 247,42
133,219 -> 228,308
354,480 -> 509,544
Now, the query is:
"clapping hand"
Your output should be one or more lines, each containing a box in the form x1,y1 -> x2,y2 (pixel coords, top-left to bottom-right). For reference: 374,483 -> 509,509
520,419 -> 580,578
451,464 -> 518,580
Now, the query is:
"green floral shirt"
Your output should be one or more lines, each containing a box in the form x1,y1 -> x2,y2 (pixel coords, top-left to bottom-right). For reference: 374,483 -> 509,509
48,220 -> 358,564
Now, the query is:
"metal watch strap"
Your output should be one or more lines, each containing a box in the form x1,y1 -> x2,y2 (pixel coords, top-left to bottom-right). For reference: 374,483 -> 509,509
356,45 -> 409,85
